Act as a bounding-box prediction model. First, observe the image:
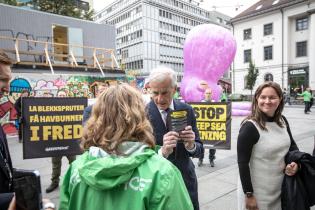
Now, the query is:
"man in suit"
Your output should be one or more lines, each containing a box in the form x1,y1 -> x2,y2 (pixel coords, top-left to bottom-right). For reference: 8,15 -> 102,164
0,51 -> 56,209
146,66 -> 203,210
0,50 -> 15,210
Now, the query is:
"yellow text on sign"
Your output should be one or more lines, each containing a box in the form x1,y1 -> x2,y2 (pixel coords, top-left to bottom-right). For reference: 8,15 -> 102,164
199,131 -> 226,141
196,122 -> 226,131
192,104 -> 226,122
30,125 -> 82,141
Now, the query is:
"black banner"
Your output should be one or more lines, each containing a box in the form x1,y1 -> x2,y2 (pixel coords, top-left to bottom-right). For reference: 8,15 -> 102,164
22,97 -> 87,159
190,102 -> 231,150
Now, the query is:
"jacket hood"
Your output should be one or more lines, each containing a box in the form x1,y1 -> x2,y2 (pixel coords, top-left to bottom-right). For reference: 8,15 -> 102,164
77,142 -> 155,190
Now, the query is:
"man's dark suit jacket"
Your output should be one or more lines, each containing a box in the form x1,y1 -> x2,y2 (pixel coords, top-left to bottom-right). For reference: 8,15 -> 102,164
147,100 -> 203,210
0,126 -> 14,210
82,105 -> 93,125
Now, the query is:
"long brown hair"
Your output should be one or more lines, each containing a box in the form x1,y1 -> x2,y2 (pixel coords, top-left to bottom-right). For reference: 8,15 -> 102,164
81,83 -> 155,154
243,81 -> 284,130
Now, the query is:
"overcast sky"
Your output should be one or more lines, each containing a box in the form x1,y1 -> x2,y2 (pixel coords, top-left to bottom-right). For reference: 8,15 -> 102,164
93,0 -> 260,17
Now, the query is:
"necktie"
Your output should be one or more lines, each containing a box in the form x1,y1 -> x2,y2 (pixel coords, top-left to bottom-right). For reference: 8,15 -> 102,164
162,108 -> 170,127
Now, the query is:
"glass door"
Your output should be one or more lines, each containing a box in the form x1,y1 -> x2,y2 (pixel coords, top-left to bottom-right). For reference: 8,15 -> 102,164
52,25 -> 69,62
68,27 -> 83,63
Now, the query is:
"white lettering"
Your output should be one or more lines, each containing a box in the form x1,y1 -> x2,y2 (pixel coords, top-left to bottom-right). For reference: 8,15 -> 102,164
125,176 -> 152,191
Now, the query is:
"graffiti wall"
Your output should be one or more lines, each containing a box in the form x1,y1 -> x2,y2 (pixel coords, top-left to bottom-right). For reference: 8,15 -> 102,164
0,73 -> 125,135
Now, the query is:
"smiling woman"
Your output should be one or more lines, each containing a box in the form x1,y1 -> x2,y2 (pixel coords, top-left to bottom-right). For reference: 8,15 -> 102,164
257,87 -> 280,117
236,82 -> 299,210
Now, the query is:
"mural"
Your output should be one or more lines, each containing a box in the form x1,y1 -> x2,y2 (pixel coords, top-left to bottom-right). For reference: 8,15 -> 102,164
0,73 -> 125,135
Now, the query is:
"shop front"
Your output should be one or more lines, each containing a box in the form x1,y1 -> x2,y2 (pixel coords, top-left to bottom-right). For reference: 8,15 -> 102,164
288,67 -> 309,96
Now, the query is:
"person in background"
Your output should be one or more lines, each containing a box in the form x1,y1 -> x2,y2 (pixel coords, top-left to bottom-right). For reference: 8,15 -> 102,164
82,83 -> 109,125
297,87 -> 312,114
146,66 -> 203,210
237,81 -> 299,210
59,83 -> 193,210
56,90 -> 67,97
309,89 -> 313,111
142,87 -> 151,104
173,87 -> 180,100
198,88 -> 216,167
283,88 -> 291,105
220,86 -> 228,102
45,93 -> 76,193
14,89 -> 30,142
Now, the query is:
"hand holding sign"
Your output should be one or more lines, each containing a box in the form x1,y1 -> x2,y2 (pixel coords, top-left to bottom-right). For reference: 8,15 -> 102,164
179,126 -> 195,150
161,131 -> 179,158
167,110 -> 195,151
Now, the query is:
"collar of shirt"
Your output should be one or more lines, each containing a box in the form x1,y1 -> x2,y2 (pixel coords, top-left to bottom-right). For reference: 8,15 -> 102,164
158,99 -> 174,115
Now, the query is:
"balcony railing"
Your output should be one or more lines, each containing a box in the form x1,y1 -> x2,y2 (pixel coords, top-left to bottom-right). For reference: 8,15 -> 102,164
0,35 -> 121,76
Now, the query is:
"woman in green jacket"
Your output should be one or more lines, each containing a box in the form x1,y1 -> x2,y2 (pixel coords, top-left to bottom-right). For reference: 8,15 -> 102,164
59,83 -> 193,210
298,87 -> 312,114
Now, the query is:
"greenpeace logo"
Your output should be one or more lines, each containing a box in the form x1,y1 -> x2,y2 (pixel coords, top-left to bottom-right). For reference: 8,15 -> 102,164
45,146 -> 69,152
124,176 -> 152,191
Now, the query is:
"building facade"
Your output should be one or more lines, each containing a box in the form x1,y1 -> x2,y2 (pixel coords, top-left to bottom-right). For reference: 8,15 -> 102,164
94,0 -> 230,80
231,0 -> 315,95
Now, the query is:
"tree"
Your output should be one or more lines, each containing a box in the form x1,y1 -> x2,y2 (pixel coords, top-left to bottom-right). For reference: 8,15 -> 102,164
0,0 -> 17,6
82,8 -> 95,21
245,60 -> 259,99
31,0 -> 93,20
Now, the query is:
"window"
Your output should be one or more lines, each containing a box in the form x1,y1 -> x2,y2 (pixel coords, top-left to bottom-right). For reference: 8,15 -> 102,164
217,17 -> 223,23
121,49 -> 128,59
264,23 -> 273,36
264,73 -> 273,82
243,28 -> 252,40
264,46 -> 273,60
296,17 -> 308,31
296,41 -> 307,57
244,49 -> 251,63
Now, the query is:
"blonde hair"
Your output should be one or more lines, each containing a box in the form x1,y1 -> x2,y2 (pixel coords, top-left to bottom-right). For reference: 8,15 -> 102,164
81,83 -> 155,154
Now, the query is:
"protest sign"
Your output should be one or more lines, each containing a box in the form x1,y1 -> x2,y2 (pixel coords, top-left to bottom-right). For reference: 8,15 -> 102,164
22,97 -> 87,159
190,102 -> 231,150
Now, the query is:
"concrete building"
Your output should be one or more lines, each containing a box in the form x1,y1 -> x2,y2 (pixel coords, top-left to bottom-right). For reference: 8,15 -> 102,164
94,0 -> 230,80
231,0 -> 315,95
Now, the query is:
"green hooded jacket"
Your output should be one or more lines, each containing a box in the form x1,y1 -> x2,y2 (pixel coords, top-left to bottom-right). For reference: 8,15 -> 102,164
298,90 -> 312,102
59,142 -> 193,210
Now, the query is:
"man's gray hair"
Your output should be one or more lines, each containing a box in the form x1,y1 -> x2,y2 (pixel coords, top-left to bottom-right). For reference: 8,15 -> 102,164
148,66 -> 177,87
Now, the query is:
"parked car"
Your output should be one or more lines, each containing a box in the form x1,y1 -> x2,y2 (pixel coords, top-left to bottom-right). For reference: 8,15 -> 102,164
228,93 -> 245,101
